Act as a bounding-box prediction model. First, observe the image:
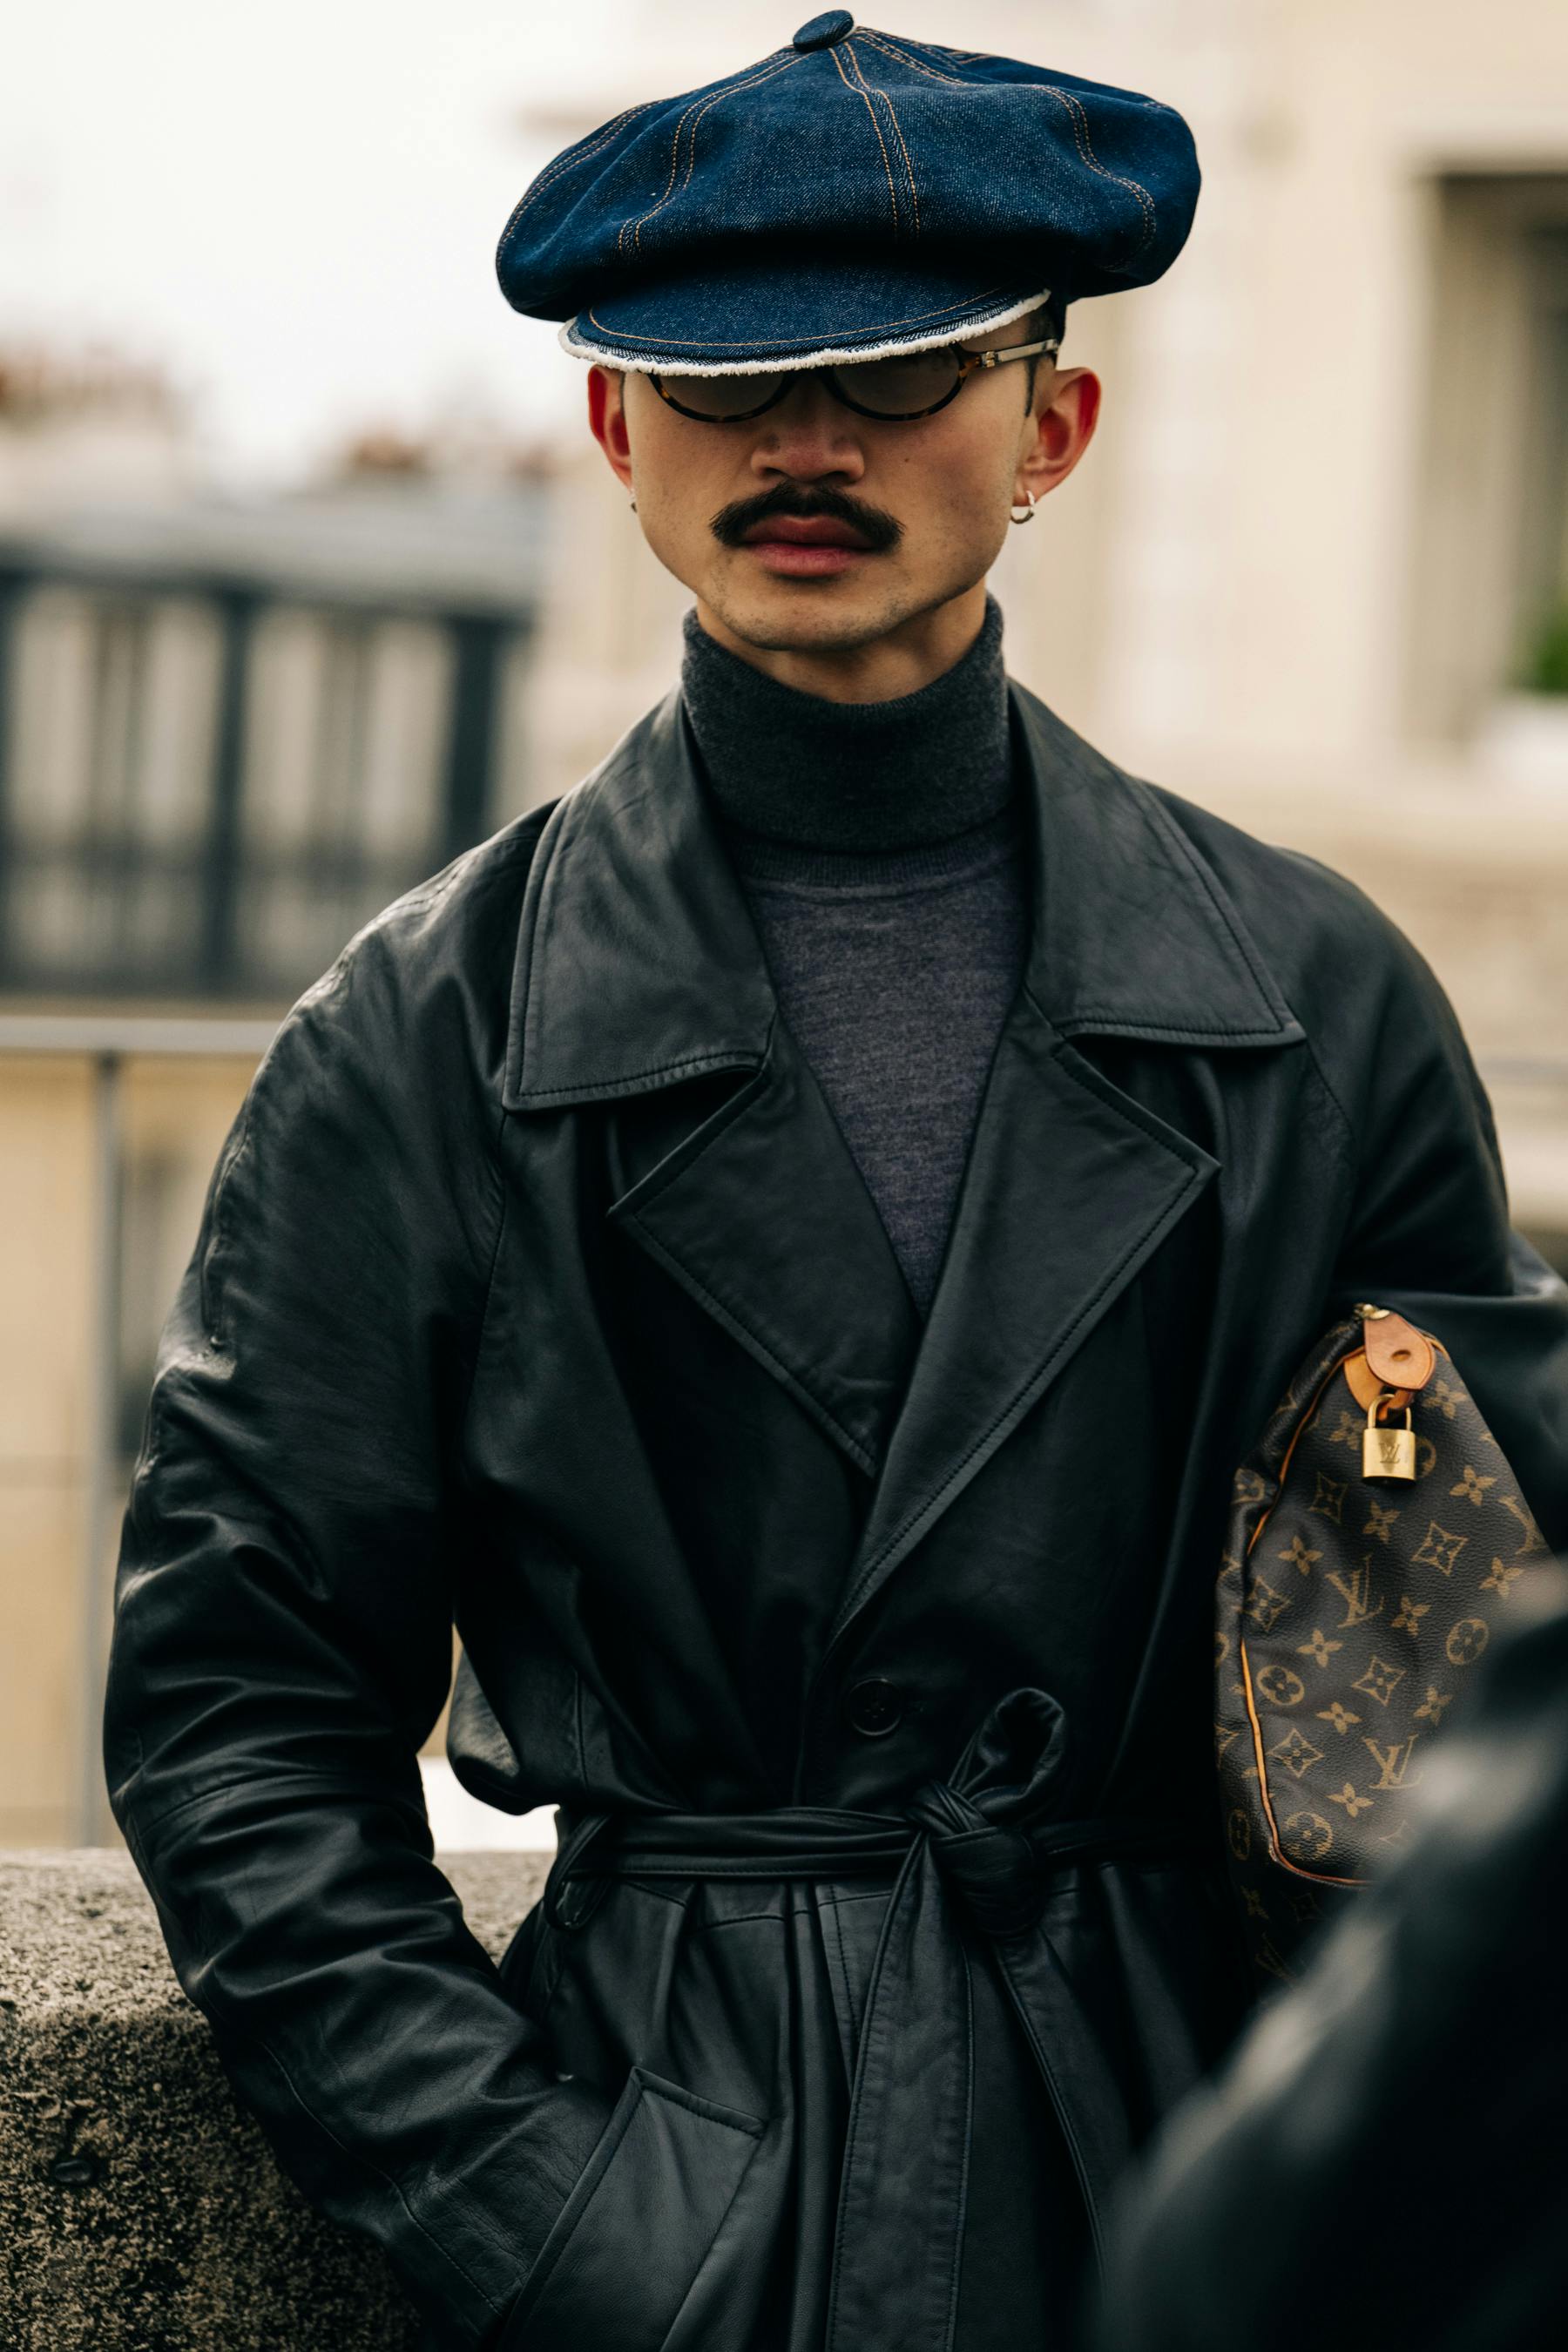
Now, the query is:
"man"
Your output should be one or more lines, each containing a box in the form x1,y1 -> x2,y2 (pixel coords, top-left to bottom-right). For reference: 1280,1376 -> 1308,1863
103,17 -> 1568,2352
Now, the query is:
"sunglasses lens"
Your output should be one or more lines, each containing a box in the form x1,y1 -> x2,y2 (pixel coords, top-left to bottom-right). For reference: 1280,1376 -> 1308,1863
652,349 -> 970,422
832,352 -> 963,416
655,373 -> 787,420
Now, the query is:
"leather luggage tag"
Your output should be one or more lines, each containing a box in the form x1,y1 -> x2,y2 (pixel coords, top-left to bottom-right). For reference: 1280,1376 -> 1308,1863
1342,1307 -> 1436,1413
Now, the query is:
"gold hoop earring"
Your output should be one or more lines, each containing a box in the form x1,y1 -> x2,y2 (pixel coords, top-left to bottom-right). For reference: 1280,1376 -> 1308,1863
1009,490 -> 1038,525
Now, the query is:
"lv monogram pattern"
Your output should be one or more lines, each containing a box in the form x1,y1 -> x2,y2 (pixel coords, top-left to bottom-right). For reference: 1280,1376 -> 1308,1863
1215,1312 -> 1550,1984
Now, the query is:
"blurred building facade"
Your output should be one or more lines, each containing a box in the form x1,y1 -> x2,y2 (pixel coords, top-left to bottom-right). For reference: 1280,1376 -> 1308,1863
0,365 -> 555,1843
3,0 -> 1567,1848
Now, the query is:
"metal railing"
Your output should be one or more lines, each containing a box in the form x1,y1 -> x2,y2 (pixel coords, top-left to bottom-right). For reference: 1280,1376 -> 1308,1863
0,537 -> 536,1001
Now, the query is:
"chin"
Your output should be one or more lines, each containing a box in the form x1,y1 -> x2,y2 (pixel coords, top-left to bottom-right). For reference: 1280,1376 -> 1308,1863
708,579 -> 920,656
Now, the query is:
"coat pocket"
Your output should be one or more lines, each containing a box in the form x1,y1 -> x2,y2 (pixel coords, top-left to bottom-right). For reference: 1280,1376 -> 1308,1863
498,2065 -> 767,2352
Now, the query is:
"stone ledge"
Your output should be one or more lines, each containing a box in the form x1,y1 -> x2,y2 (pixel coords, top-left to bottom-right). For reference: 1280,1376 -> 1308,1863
0,1847 -> 551,2352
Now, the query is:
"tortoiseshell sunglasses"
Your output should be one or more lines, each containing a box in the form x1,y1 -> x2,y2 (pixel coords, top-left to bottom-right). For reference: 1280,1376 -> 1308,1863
649,335 -> 1060,424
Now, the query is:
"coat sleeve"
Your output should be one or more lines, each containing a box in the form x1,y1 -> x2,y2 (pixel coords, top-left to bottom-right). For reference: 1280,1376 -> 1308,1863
1309,871 -> 1568,1556
102,873 -> 612,2350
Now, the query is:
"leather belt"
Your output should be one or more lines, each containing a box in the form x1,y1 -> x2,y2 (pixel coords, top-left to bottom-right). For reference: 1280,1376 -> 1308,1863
538,1688 -> 1203,2352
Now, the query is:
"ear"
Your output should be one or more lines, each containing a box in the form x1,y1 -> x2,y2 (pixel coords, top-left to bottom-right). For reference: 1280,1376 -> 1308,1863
587,365 -> 635,490
1016,365 -> 1101,507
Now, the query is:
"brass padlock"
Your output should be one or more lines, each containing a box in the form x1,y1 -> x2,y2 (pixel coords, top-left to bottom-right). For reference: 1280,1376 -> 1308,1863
1362,1396 -> 1416,1481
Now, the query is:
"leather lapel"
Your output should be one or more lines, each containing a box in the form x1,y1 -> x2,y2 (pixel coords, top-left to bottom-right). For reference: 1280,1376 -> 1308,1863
607,1015 -> 923,1477
505,689 -> 921,1478
825,993 -> 1221,1647
821,684 -> 1307,1655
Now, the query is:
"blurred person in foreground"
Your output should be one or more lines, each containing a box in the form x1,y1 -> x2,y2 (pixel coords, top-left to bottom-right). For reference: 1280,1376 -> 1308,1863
1092,1565 -> 1568,2352
101,14 -> 1568,2352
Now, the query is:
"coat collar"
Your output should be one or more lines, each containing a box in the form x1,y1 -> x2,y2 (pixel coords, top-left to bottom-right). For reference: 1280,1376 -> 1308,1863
503,678 -> 1303,1116
500,674 -> 1307,1673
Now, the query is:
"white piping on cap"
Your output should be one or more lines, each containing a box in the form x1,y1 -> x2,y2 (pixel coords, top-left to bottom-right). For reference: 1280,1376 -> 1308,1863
558,285 -> 1056,375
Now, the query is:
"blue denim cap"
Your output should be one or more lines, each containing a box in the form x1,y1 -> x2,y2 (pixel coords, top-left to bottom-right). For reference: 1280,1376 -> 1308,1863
496,14 -> 1200,374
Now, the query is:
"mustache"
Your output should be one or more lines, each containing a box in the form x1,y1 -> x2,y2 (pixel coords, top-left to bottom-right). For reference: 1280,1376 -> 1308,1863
708,483 -> 903,553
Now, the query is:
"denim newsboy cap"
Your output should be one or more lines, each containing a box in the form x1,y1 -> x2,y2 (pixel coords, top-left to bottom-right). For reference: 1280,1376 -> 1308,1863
496,12 -> 1200,375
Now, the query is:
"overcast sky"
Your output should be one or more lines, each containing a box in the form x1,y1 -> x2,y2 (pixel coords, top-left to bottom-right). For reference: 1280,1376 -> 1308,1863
0,1 -> 637,484
1,2 -> 1164,488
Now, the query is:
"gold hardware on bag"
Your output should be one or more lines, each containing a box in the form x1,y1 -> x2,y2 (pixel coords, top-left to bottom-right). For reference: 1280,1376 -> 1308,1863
1353,1302 -> 1436,1389
1362,1395 -> 1416,1482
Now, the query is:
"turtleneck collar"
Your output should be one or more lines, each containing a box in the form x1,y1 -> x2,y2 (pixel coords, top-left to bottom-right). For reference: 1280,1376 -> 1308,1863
679,594 -> 1014,855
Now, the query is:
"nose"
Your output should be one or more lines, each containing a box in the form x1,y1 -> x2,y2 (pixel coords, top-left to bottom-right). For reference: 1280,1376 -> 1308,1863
749,375 -> 867,485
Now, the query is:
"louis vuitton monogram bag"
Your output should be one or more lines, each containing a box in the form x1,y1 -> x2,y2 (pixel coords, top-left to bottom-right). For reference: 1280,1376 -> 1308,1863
1215,1302 -> 1551,1984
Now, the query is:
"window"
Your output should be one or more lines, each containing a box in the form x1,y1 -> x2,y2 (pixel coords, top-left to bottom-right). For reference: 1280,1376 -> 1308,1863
1406,173 -> 1568,746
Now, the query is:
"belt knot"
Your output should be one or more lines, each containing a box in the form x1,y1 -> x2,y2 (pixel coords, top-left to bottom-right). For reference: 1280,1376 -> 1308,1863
907,1777 -> 1045,1940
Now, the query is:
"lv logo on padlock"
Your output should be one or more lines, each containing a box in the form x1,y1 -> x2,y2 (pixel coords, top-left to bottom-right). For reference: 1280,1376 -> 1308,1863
1362,1392 -> 1416,1482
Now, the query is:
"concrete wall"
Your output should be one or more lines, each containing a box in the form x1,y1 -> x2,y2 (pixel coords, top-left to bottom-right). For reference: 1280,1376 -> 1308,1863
0,1847 -> 550,2352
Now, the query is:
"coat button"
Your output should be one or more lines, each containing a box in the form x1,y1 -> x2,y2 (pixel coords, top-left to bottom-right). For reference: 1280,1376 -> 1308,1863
845,1676 -> 903,1737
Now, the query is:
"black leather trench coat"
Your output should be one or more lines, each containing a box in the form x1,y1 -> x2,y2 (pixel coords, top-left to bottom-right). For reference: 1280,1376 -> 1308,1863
102,679 -> 1568,2352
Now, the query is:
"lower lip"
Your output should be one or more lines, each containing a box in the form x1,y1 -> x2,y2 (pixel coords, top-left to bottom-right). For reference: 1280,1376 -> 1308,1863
742,540 -> 873,577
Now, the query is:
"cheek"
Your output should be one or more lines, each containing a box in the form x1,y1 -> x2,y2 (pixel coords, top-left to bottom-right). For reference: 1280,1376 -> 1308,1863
635,488 -> 706,588
901,433 -> 1014,548
628,395 -> 709,501
626,432 -> 735,591
630,435 -> 706,543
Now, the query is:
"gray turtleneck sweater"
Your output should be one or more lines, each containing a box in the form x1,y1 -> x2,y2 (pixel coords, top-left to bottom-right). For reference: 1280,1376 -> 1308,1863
679,597 -> 1031,1318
